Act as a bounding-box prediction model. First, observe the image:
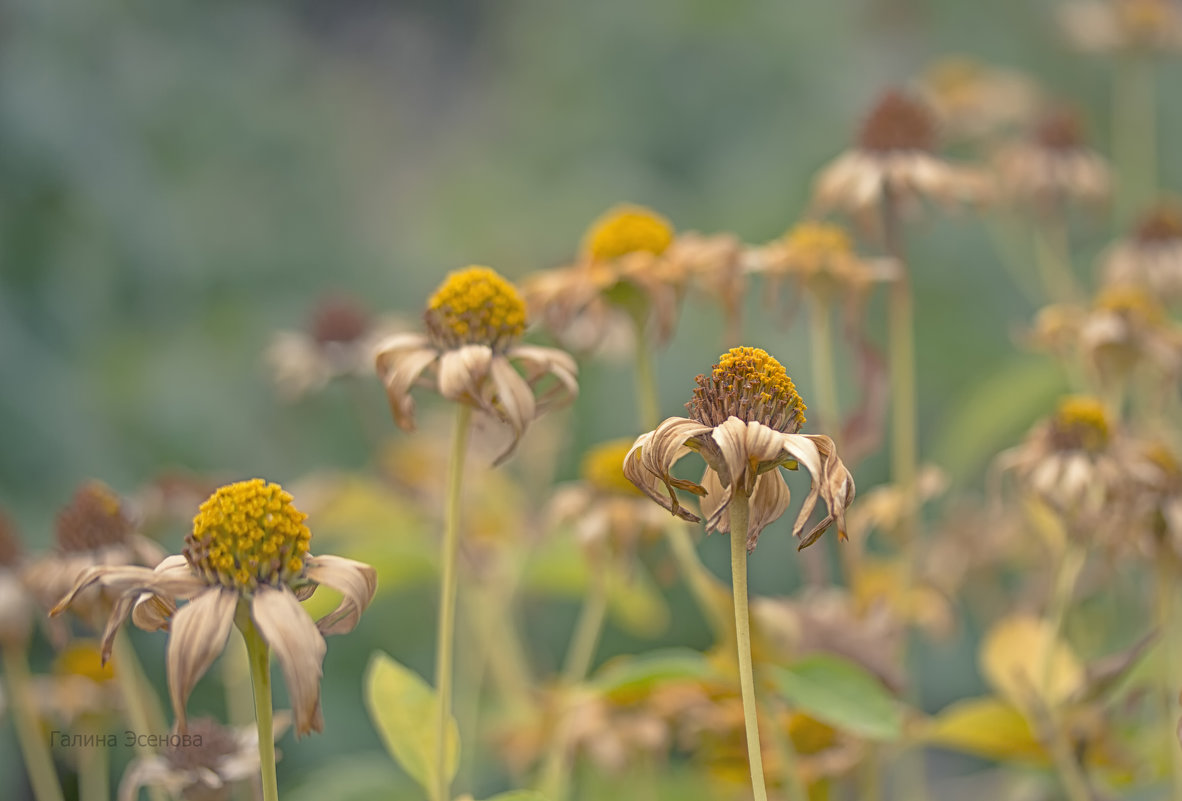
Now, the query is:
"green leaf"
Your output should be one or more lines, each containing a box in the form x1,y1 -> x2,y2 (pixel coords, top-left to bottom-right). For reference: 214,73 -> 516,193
591,649 -> 715,697
769,655 -> 903,741
363,651 -> 460,797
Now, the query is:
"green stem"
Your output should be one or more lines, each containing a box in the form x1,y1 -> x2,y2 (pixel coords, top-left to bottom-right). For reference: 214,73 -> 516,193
561,574 -> 609,685
1114,54 -> 1157,227
1157,559 -> 1182,800
806,293 -> 840,437
664,522 -> 727,638
435,404 -> 472,801
76,723 -> 109,801
109,634 -> 168,801
240,608 -> 279,801
2,645 -> 65,801
634,337 -> 660,431
1032,209 -> 1078,305
1040,545 -> 1090,801
729,494 -> 772,801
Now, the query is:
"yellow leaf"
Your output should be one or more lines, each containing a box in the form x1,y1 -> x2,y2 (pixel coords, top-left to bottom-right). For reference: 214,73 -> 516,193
924,696 -> 1048,764
981,614 -> 1083,710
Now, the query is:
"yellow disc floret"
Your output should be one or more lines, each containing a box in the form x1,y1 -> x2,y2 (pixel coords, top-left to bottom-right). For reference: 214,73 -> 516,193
54,641 -> 116,683
1095,284 -> 1166,325
581,439 -> 644,496
1052,396 -> 1110,453
784,221 -> 852,258
582,205 -> 675,262
425,266 -> 527,350
184,479 -> 311,591
687,346 -> 807,433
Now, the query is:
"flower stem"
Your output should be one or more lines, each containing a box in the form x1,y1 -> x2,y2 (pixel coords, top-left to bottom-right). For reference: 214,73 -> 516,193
1032,208 -> 1078,305
1156,558 -> 1182,800
240,609 -> 279,801
2,644 -> 65,801
109,633 -> 169,801
806,294 -> 840,437
728,493 -> 771,801
1114,53 -> 1156,227
77,723 -> 109,801
435,403 -> 472,801
634,337 -> 660,431
1041,544 -> 1090,801
561,574 -> 609,685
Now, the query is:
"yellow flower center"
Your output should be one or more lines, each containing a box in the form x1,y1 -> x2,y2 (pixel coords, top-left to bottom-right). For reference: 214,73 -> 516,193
582,205 -> 675,262
184,479 -> 311,591
687,347 -> 807,433
784,221 -> 853,259
580,439 -> 644,496
1146,441 -> 1181,477
1094,284 -> 1165,325
424,266 -> 527,350
1051,396 -> 1110,452
54,641 -> 116,683
1121,0 -> 1174,37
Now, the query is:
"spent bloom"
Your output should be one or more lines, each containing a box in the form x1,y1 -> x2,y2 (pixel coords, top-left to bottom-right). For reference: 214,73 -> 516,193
51,478 -> 377,736
916,56 -> 1041,144
0,510 -> 34,648
995,105 -> 1111,211
375,266 -> 577,464
1100,200 -> 1182,302
624,347 -> 855,551
1058,0 -> 1182,54
812,88 -> 986,217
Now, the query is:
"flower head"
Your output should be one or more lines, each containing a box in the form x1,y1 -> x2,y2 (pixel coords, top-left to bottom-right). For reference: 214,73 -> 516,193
583,205 -> 675,262
0,510 -> 34,648
624,347 -> 855,551
51,478 -> 377,736
375,266 -> 577,464
1101,201 -> 1182,302
917,57 -> 1041,143
995,105 -> 1111,210
1058,0 -> 1182,54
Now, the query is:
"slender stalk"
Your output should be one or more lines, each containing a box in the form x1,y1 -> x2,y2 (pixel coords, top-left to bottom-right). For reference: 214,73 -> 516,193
729,493 -> 771,801
109,633 -> 169,801
1155,559 -> 1182,800
634,337 -> 660,431
3,645 -> 65,801
1114,54 -> 1157,227
77,723 -> 109,801
664,521 -> 728,637
1032,208 -> 1079,304
239,610 -> 279,801
1046,720 -> 1093,801
561,574 -> 609,685
434,404 -> 472,801
765,701 -> 808,801
806,293 -> 840,437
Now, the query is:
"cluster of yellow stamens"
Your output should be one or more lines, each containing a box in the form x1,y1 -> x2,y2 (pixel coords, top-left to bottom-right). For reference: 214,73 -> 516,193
54,641 -> 116,683
184,479 -> 311,591
424,266 -> 527,351
1094,284 -> 1166,325
1051,396 -> 1111,453
688,347 -> 807,433
581,439 -> 644,496
582,205 -> 675,262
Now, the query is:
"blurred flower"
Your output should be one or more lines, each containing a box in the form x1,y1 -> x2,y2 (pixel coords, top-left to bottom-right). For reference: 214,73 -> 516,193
624,347 -> 854,551
1130,440 -> 1182,558
812,88 -> 987,218
265,294 -> 394,401
995,106 -> 1111,212
374,266 -> 577,464
1100,200 -> 1182,302
0,510 -> 34,649
118,716 -> 288,801
52,478 -> 377,736
35,640 -> 122,732
1058,0 -> 1182,54
1081,284 -> 1181,383
26,482 -> 165,635
916,56 -> 1041,143
522,205 -> 732,353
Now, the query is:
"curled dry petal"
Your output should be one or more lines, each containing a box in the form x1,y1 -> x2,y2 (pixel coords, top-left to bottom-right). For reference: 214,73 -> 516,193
303,554 -> 378,636
437,345 -> 493,405
251,585 -> 327,736
167,587 -> 237,732
374,334 -> 438,431
624,419 -> 713,522
487,356 -> 537,465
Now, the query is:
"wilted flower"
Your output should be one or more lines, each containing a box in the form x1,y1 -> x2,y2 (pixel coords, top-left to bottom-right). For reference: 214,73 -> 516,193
747,221 -> 898,306
374,266 -> 577,464
995,106 -> 1111,211
1058,0 -> 1182,54
26,482 -> 165,633
35,641 -> 122,732
51,478 -> 377,736
1081,284 -> 1181,383
812,88 -> 986,218
0,510 -> 34,649
916,56 -> 1041,143
118,717 -> 288,801
1130,440 -> 1182,557
624,347 -> 855,551
1100,200 -> 1182,302
266,294 -> 387,401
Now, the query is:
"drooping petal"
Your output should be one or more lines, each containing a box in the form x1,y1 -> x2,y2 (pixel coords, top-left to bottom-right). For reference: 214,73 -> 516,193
251,586 -> 327,736
303,554 -> 377,636
487,356 -> 537,465
508,344 -> 579,410
699,465 -> 734,534
374,336 -> 438,431
436,345 -> 493,404
624,419 -> 712,522
746,471 -> 793,551
167,587 -> 237,731
777,433 -> 856,549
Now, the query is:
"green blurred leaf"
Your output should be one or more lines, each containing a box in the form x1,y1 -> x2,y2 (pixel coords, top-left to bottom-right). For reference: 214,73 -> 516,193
363,651 -> 459,797
284,753 -> 417,801
591,649 -> 715,697
481,793 -> 550,801
605,563 -> 670,637
769,655 -> 903,741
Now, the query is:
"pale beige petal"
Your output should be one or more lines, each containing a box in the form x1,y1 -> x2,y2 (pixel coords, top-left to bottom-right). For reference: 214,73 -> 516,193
304,554 -> 377,636
374,336 -> 438,431
509,344 -> 579,410
167,587 -> 237,731
785,434 -> 856,549
698,466 -> 733,534
251,586 -> 327,736
626,418 -> 714,521
487,356 -> 537,465
623,433 -> 699,523
436,345 -> 493,404
746,471 -> 794,551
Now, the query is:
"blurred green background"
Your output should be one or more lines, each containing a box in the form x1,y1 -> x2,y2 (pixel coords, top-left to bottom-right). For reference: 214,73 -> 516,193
3,0 -> 1181,797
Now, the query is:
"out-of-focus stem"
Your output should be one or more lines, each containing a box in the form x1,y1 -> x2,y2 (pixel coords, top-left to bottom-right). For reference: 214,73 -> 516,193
77,722 -> 109,801
110,633 -> 168,801
664,522 -> 727,638
806,293 -> 840,438
3,644 -> 65,801
561,574 -> 609,686
1114,54 -> 1156,227
1156,559 -> 1182,800
1032,207 -> 1078,305
634,337 -> 660,431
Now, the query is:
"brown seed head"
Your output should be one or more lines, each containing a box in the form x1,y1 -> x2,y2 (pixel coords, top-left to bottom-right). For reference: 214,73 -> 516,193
310,295 -> 370,345
857,89 -> 938,153
0,510 -> 22,567
164,717 -> 241,772
55,482 -> 134,553
1034,107 -> 1085,151
1134,202 -> 1182,243
687,347 -> 807,433
1049,396 -> 1110,453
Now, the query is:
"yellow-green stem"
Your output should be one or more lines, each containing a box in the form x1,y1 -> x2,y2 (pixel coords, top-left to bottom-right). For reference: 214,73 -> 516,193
1114,54 -> 1157,227
1040,544 -> 1090,801
729,493 -> 771,801
110,633 -> 169,801
561,574 -> 609,685
765,701 -> 808,801
239,609 -> 279,801
77,723 -> 109,801
634,338 -> 660,431
3,645 -> 65,801
807,293 -> 840,437
1155,559 -> 1182,800
1032,209 -> 1078,305
664,522 -> 728,637
435,404 -> 472,801
221,632 -> 255,801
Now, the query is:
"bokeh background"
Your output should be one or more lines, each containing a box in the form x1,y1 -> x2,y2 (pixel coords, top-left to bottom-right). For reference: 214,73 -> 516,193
3,0 -> 1181,797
